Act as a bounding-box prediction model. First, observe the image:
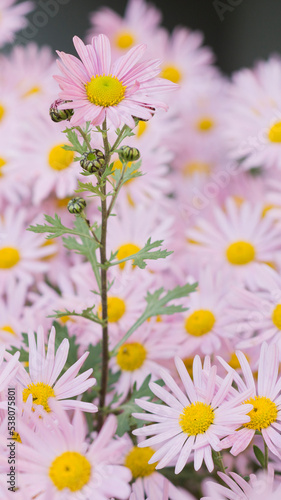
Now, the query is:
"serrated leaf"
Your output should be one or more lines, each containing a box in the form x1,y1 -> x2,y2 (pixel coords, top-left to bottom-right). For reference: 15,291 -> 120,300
62,127 -> 86,154
28,213 -> 93,241
253,445 -> 265,468
109,237 -> 172,270
75,181 -> 105,198
113,282 -> 197,353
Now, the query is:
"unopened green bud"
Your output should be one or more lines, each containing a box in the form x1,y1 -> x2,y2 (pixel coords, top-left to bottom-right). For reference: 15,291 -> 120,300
49,99 -> 74,122
118,146 -> 140,163
67,197 -> 86,214
80,149 -> 105,173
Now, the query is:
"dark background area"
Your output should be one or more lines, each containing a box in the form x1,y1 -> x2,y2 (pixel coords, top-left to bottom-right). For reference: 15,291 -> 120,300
11,0 -> 281,76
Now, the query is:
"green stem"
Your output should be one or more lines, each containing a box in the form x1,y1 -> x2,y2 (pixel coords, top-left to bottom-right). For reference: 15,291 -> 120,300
80,212 -> 100,245
107,162 -> 127,217
110,124 -> 128,153
97,119 -> 110,431
264,441 -> 268,470
76,125 -> 92,150
214,451 -> 226,474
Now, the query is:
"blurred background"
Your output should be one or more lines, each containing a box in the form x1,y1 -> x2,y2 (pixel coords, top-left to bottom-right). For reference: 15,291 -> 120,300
8,0 -> 281,76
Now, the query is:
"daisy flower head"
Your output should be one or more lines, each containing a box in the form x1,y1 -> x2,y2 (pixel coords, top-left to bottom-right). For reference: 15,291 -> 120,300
224,264 -> 281,352
0,0 -> 34,47
87,0 -> 163,59
17,408 -> 131,499
54,34 -> 178,129
24,113 -> 83,205
224,56 -> 281,171
175,266 -> 234,356
111,321 -> 181,403
15,325 -> 98,414
202,466 -> 281,500
133,355 -> 252,473
186,197 -> 281,284
123,436 -> 196,500
0,206 -> 56,294
218,342 -> 281,458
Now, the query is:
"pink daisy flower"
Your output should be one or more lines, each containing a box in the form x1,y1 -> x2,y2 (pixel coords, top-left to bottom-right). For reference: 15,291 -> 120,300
123,435 -> 196,500
219,342 -> 281,458
0,207 -> 56,294
24,114 -> 83,205
16,408 -> 131,499
224,56 -> 281,171
223,265 -> 281,351
86,0 -> 163,59
3,43 -> 58,108
0,0 -> 33,47
110,321 -> 181,403
14,325 -> 97,414
186,198 -> 281,284
202,466 -> 281,500
54,34 -> 177,129
133,356 -> 252,473
174,266 -> 234,356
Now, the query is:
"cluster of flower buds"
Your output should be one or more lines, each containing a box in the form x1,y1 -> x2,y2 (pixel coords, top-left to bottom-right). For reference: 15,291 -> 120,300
80,149 -> 106,174
49,99 -> 74,122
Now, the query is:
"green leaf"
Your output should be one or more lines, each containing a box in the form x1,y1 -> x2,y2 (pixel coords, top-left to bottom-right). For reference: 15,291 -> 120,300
253,445 -> 265,468
28,213 -> 93,241
48,306 -> 103,326
112,282 -> 197,353
8,333 -> 29,365
109,238 -> 172,270
75,181 -> 105,199
116,375 -> 154,436
63,126 -> 90,154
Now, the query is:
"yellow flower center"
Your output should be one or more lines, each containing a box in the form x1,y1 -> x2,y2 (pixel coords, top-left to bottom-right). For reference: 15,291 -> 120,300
243,396 -> 278,431
268,121 -> 281,142
12,432 -> 21,443
0,247 -> 20,269
125,447 -> 156,478
196,117 -> 215,132
116,342 -> 147,371
56,196 -> 73,208
179,402 -> 214,435
85,75 -> 126,107
48,144 -> 74,171
160,64 -> 182,83
0,157 -> 6,177
272,304 -> 281,329
115,31 -> 135,49
226,241 -> 255,265
183,161 -> 211,176
185,309 -> 216,337
49,451 -> 91,492
22,85 -> 41,98
136,120 -> 148,137
116,242 -> 141,270
0,104 -> 5,122
98,296 -> 126,323
1,325 -> 16,335
22,382 -> 55,412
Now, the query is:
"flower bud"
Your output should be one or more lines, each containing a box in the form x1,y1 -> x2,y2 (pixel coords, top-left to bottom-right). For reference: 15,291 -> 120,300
49,99 -> 74,122
80,149 -> 105,173
67,197 -> 86,214
118,146 -> 140,163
